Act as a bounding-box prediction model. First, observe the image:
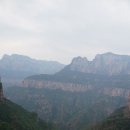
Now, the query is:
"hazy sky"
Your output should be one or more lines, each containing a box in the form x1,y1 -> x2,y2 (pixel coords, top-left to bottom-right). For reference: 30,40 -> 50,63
0,0 -> 130,63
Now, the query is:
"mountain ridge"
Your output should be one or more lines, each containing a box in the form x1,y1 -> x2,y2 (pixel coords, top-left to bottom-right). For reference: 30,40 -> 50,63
0,54 -> 65,86
5,52 -> 130,130
62,52 -> 130,75
23,52 -> 130,97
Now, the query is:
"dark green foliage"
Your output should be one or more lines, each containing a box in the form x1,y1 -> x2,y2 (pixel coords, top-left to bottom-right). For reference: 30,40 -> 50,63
88,107 -> 130,130
0,99 -> 54,130
0,83 -> 2,90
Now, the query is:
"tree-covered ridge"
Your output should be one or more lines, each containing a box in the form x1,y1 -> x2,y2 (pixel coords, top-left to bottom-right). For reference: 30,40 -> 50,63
0,99 -> 55,130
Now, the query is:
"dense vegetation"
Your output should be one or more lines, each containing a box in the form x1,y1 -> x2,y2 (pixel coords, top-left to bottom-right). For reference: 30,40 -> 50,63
88,106 -> 130,130
0,99 -> 55,130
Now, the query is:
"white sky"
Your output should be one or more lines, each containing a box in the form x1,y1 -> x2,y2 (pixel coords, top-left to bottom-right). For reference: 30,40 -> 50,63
0,0 -> 130,64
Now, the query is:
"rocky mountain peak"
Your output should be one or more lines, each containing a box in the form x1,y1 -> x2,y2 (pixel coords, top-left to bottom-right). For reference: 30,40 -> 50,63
71,56 -> 88,65
63,52 -> 130,75
1,54 -> 33,62
67,56 -> 90,72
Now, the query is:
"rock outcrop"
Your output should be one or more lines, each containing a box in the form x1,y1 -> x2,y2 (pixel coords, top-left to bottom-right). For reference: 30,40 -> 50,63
0,80 -> 4,102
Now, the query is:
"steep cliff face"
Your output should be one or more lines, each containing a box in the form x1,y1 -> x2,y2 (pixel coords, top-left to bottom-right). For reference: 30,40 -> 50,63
0,81 -> 4,102
24,67 -> 130,99
23,80 -> 93,92
23,79 -> 130,99
63,52 -> 130,75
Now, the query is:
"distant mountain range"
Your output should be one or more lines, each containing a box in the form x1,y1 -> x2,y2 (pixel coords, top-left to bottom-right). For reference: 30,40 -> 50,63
63,52 -> 130,75
23,52 -> 130,96
5,52 -> 130,130
3,52 -> 130,130
0,54 -> 65,86
2,52 -> 130,86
